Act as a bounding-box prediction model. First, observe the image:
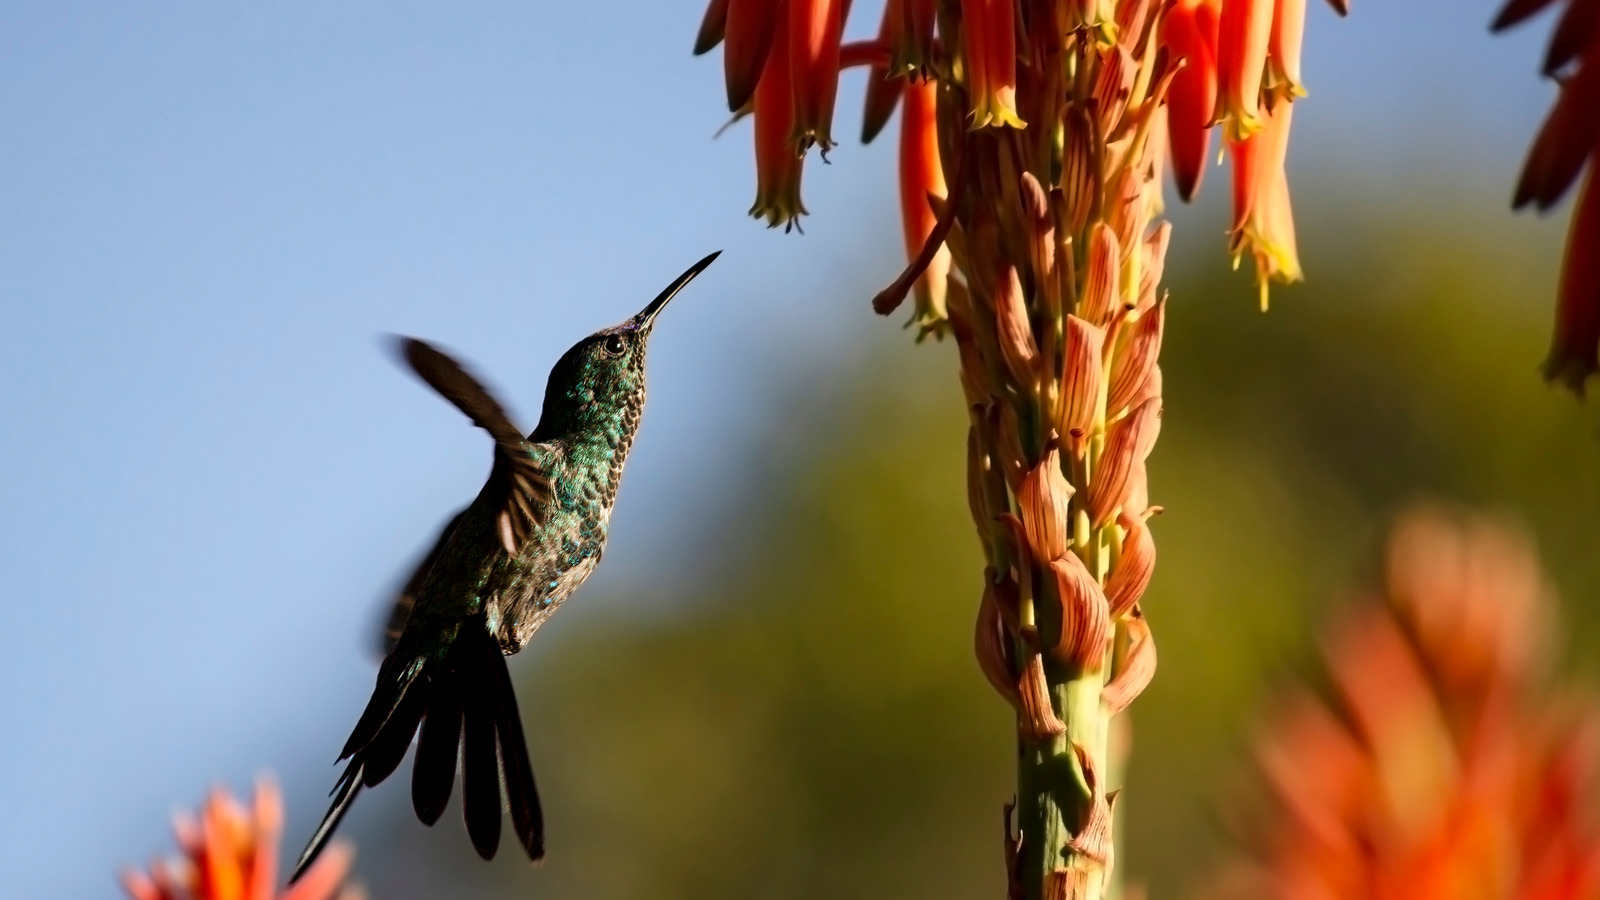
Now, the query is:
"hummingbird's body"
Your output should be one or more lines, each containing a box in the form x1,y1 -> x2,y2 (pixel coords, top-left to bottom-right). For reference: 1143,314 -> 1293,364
291,253 -> 719,881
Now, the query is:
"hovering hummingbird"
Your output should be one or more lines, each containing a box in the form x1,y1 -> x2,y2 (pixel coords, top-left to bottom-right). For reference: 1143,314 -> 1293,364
291,252 -> 720,881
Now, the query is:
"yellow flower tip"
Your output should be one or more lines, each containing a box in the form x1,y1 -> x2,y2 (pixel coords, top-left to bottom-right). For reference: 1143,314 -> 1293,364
969,92 -> 1027,130
1222,111 -> 1264,143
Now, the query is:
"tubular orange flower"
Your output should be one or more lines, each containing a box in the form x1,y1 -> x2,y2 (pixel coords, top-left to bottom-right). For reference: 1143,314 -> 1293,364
788,0 -> 844,153
1267,0 -> 1307,100
862,0 -> 907,144
721,0 -> 782,113
1215,0 -> 1274,139
892,0 -> 937,78
961,0 -> 1025,129
1165,0 -> 1222,201
1228,99 -> 1301,309
898,81 -> 951,330
120,781 -> 358,900
751,12 -> 807,231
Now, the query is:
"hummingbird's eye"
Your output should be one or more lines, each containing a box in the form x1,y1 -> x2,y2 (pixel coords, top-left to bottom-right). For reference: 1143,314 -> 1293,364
603,335 -> 627,356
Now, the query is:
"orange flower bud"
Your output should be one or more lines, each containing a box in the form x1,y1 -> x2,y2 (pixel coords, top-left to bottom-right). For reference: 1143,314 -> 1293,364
1103,610 -> 1156,714
893,0 -> 937,78
1086,397 -> 1160,529
961,0 -> 1026,128
723,0 -> 782,113
1106,510 -> 1155,618
1019,651 -> 1068,739
1215,0 -> 1274,139
1049,552 -> 1112,671
1107,297 -> 1165,415
1020,447 -> 1075,562
1163,0 -> 1221,201
1268,0 -> 1307,101
694,0 -> 730,56
995,264 -> 1039,387
861,0 -> 906,144
789,0 -> 845,154
977,580 -> 1025,710
750,14 -> 808,231
899,79 -> 952,325
1228,98 -> 1300,307
1079,223 -> 1122,327
1545,160 -> 1600,392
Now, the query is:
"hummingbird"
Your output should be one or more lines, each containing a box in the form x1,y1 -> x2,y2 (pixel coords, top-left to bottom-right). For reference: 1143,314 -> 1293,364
290,251 -> 720,881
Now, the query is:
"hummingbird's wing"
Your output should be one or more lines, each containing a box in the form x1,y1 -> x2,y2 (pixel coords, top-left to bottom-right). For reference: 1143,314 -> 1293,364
381,508 -> 468,655
398,337 -> 555,556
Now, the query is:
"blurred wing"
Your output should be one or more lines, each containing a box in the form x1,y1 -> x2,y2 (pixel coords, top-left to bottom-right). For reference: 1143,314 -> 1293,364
399,337 -> 527,446
382,508 -> 468,655
395,337 -> 555,557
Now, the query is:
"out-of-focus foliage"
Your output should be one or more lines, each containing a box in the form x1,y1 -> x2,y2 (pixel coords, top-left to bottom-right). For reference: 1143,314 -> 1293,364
351,210 -> 1600,900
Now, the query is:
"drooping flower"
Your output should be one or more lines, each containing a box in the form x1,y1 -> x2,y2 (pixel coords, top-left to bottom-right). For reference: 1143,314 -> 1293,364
1493,0 -> 1600,392
1215,0 -> 1275,139
750,10 -> 807,231
1228,98 -> 1302,309
1212,507 -> 1600,900
897,78 -> 951,331
960,0 -> 1025,129
719,0 -> 782,113
788,0 -> 845,153
120,780 -> 359,900
1165,0 -> 1222,201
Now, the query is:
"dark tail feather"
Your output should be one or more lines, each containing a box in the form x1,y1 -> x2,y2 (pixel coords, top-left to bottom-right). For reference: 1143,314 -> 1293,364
456,621 -> 545,862
290,761 -> 365,882
411,664 -> 462,826
293,615 -> 545,881
484,633 -> 544,860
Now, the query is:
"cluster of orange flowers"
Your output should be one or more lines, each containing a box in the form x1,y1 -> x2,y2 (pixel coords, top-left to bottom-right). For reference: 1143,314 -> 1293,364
1494,0 -> 1600,393
1216,508 -> 1600,900
120,781 -> 360,900
694,0 -> 1341,310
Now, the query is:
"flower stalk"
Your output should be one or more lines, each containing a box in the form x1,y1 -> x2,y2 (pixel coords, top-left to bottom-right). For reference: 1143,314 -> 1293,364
693,0 -> 1333,895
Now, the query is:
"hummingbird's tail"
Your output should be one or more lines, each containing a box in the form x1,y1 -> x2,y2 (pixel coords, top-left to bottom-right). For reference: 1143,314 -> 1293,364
290,615 -> 545,882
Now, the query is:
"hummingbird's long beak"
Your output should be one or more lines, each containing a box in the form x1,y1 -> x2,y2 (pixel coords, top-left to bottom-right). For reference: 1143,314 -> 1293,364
633,251 -> 721,329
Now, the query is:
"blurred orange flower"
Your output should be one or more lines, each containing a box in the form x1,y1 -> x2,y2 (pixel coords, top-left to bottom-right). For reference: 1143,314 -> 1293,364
1214,507 -> 1600,900
121,781 -> 361,900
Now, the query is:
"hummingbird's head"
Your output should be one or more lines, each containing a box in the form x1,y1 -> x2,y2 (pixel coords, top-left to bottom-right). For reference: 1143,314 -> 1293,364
536,252 -> 719,437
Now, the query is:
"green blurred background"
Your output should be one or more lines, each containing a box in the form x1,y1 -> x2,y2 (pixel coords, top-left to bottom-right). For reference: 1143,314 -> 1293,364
339,197 -> 1600,900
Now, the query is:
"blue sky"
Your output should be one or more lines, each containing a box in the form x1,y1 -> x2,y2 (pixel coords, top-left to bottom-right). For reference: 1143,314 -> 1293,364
0,1 -> 1569,896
